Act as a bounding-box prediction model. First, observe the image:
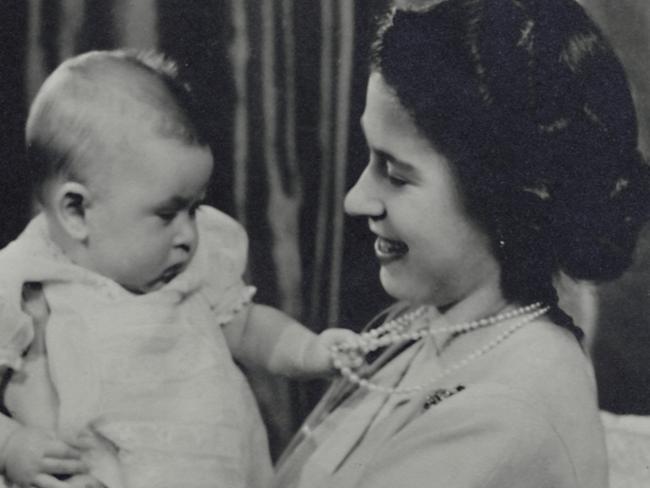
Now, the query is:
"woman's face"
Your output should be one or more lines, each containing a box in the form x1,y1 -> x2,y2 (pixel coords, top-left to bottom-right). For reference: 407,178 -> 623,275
344,73 -> 501,307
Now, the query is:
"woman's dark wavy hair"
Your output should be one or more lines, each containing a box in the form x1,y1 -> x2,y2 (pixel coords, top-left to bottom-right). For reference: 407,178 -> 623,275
372,0 -> 650,335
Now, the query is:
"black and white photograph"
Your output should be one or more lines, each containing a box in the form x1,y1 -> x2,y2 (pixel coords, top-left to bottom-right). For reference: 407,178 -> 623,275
0,1 -> 648,487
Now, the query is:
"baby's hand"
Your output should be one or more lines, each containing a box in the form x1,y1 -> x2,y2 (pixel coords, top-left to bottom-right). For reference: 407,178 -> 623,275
64,474 -> 106,488
303,328 -> 363,376
2,425 -> 87,487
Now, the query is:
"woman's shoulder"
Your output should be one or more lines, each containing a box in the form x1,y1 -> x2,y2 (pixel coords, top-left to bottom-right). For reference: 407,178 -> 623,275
488,317 -> 595,391
474,319 -> 600,435
450,321 -> 607,485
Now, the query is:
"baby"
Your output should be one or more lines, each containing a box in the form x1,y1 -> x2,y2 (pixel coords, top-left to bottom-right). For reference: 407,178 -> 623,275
0,50 -> 356,488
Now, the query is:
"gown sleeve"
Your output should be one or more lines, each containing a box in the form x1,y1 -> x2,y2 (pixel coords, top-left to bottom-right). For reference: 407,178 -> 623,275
0,248 -> 37,372
194,206 -> 257,327
0,294 -> 33,371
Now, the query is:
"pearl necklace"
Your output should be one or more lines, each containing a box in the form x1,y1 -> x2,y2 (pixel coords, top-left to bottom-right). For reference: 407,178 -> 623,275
331,303 -> 548,395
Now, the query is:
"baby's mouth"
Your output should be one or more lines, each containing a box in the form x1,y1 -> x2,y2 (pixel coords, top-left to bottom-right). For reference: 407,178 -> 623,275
160,264 -> 183,284
374,236 -> 409,260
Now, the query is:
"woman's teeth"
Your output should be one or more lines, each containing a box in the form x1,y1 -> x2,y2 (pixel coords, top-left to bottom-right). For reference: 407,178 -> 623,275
374,236 -> 409,259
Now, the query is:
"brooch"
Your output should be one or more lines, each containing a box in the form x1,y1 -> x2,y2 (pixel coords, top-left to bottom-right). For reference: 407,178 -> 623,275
423,385 -> 465,409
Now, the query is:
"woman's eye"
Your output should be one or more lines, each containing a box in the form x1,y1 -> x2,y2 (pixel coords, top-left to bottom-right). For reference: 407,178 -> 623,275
387,173 -> 408,187
368,152 -> 409,187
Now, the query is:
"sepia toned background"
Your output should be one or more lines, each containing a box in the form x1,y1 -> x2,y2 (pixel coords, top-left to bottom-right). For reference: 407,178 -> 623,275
0,0 -> 648,457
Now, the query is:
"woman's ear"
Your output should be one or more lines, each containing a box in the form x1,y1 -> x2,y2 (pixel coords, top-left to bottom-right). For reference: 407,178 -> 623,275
53,182 -> 92,241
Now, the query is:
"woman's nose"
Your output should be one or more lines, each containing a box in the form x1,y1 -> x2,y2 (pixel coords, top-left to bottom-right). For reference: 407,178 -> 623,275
344,167 -> 385,218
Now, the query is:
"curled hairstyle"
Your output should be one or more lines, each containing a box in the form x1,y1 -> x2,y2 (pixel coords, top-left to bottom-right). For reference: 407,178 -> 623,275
372,0 -> 650,332
26,49 -> 208,203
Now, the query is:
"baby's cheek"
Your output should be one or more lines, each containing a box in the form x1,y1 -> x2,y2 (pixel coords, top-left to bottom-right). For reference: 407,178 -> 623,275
129,246 -> 174,286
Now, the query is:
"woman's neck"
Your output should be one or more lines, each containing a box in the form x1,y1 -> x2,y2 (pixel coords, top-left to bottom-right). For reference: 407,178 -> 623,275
439,280 -> 511,327
427,281 -> 515,353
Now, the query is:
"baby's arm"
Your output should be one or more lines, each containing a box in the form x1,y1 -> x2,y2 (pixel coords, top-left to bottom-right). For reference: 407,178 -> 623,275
0,284 -> 89,487
223,304 -> 358,378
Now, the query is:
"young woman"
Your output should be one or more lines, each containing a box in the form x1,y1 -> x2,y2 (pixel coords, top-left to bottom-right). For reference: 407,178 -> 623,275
272,1 -> 650,487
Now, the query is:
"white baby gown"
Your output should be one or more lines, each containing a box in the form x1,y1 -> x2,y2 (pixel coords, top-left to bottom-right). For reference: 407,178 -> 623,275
0,206 -> 272,488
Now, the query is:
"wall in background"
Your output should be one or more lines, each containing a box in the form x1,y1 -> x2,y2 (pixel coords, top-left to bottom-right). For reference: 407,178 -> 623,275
580,0 -> 650,415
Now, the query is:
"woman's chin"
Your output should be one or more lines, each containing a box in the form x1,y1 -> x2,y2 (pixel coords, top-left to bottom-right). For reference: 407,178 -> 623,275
379,266 -> 419,302
379,266 -> 447,306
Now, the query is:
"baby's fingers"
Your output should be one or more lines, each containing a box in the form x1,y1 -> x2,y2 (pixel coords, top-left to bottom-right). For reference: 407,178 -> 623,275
322,328 -> 361,347
41,457 -> 88,476
32,473 -> 74,488
331,347 -> 364,369
41,443 -> 88,476
44,443 -> 84,460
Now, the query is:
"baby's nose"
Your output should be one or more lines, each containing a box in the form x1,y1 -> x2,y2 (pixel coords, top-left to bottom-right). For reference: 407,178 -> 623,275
174,216 -> 198,252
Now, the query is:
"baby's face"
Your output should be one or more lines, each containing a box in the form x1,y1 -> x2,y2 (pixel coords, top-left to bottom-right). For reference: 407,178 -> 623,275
83,135 -> 213,293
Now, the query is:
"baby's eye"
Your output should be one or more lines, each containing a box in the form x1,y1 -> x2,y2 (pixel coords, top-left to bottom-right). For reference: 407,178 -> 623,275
156,210 -> 177,223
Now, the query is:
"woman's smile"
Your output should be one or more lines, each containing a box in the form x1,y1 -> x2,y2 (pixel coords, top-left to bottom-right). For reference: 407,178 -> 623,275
374,235 -> 409,262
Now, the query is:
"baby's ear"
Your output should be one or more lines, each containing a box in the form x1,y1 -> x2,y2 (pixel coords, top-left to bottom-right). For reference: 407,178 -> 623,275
53,181 -> 91,241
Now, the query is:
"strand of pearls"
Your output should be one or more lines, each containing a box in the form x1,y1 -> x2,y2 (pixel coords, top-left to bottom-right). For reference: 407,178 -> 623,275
337,302 -> 543,355
331,303 -> 549,395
